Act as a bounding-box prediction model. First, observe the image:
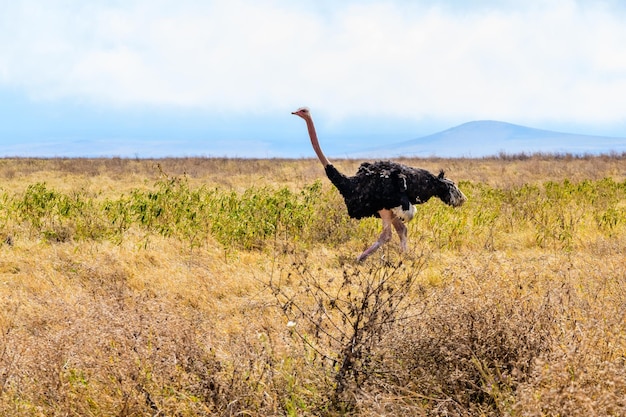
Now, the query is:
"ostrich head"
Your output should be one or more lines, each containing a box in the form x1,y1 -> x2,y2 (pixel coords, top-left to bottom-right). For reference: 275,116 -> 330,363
436,170 -> 467,207
291,107 -> 310,119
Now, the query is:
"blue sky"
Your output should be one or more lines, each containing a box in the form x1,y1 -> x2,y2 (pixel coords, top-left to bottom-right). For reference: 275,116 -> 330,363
1,0 -> 626,158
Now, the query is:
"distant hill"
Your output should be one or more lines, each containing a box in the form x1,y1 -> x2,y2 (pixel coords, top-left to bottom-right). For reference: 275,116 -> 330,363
354,120 -> 626,158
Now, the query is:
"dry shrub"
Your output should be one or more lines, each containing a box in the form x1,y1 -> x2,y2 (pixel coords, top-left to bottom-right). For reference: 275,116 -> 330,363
0,272 -> 215,415
354,250 -> 626,417
513,273 -> 626,416
0,248 -> 284,416
270,255 -> 429,414
357,273 -> 554,416
515,350 -> 626,416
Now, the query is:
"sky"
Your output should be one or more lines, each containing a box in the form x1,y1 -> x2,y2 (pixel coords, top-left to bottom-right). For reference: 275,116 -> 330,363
1,0 -> 626,158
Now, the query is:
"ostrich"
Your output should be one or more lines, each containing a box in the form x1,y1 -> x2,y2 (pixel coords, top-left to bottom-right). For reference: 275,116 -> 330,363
292,107 -> 467,261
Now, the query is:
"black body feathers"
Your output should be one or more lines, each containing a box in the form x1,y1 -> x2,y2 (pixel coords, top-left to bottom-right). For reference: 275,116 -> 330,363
325,161 -> 443,219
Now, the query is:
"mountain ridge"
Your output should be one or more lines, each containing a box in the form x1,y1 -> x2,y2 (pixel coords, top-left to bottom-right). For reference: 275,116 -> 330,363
351,120 -> 626,158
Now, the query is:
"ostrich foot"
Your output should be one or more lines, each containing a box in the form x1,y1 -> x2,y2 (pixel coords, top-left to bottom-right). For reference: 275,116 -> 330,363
357,242 -> 381,262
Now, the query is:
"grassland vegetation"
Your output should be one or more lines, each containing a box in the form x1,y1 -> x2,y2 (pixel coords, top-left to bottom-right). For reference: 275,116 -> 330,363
0,154 -> 625,416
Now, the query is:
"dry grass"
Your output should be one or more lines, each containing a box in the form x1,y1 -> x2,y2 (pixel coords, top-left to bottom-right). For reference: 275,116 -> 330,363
0,154 -> 625,416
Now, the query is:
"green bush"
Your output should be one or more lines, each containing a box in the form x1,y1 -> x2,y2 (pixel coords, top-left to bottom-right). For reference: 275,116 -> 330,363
3,177 -> 625,253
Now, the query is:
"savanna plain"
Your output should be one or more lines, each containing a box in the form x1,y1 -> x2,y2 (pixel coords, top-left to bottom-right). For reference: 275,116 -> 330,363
0,155 -> 625,416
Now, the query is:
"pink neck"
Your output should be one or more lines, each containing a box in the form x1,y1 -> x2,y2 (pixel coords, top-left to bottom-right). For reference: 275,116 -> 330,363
304,116 -> 331,167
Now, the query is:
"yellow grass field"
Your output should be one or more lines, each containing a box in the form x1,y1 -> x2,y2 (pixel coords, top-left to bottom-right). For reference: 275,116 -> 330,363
0,155 -> 625,416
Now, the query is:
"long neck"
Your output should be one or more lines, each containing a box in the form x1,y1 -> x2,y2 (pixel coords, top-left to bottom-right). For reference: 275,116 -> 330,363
304,115 -> 331,167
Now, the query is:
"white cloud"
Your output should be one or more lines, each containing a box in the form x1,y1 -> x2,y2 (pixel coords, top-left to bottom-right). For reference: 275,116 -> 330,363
1,0 -> 626,127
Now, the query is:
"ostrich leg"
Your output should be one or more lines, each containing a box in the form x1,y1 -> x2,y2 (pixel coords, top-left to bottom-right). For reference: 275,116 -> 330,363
392,217 -> 408,252
357,209 -> 394,262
